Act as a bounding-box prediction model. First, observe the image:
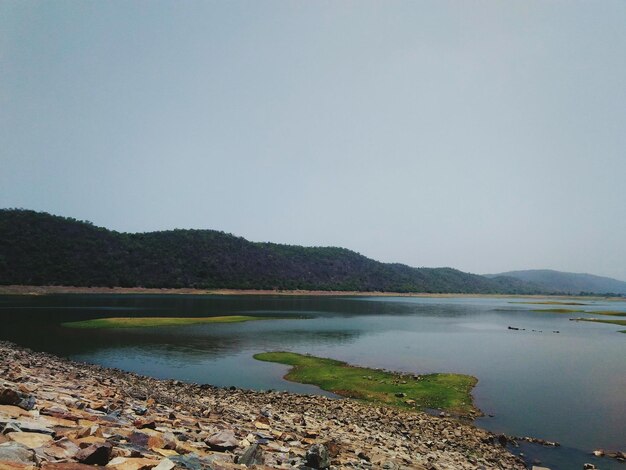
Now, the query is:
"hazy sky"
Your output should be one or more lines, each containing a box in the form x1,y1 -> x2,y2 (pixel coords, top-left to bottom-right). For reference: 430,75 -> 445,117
1,1 -> 625,280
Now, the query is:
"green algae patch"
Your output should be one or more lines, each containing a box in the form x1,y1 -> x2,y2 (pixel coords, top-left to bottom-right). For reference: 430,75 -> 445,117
254,351 -> 478,416
512,301 -> 588,306
577,318 -> 626,328
584,310 -> 626,316
62,315 -> 269,329
532,308 -> 585,314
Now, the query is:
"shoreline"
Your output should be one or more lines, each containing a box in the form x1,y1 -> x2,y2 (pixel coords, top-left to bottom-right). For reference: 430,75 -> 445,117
0,341 -> 526,469
1,284 -> 623,301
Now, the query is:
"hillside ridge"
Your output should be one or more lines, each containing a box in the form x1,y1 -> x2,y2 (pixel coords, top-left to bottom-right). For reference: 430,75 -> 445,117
0,209 -> 540,294
486,269 -> 626,296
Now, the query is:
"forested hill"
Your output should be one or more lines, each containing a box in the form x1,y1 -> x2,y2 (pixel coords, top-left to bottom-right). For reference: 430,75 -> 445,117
0,209 -> 541,294
487,269 -> 626,296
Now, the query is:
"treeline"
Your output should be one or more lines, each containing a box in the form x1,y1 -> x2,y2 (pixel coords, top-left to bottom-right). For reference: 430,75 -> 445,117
0,209 -> 544,294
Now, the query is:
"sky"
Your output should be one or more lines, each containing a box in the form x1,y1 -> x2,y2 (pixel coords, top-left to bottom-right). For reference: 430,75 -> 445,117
1,1 -> 625,281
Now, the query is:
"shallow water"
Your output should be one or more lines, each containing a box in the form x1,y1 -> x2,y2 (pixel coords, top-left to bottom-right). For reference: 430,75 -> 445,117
1,294 -> 624,469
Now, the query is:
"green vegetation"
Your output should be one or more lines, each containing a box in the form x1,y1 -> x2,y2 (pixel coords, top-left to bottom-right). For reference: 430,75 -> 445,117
513,301 -> 588,306
492,269 -> 626,296
0,209 -> 543,294
62,315 -> 266,329
532,308 -> 585,314
585,310 -> 626,316
577,318 -> 626,334
253,351 -> 478,415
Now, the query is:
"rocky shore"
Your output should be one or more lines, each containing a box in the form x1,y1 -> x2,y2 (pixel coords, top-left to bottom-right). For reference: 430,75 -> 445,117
0,342 -> 526,470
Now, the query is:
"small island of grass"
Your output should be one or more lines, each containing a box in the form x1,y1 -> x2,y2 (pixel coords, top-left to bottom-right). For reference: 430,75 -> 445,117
584,310 -> 626,316
511,301 -> 588,306
574,318 -> 626,333
254,351 -> 478,416
532,308 -> 585,314
62,315 -> 270,329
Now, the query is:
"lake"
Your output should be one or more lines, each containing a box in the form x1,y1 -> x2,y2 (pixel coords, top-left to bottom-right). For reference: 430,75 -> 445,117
1,293 -> 624,469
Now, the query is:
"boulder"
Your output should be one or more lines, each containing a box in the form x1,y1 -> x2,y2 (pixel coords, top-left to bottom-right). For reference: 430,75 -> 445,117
305,444 -> 330,469
0,389 -> 35,411
75,442 -> 113,465
0,442 -> 36,464
205,430 -> 238,451
106,457 -> 160,470
238,444 -> 263,466
7,432 -> 53,449
41,464 -> 101,470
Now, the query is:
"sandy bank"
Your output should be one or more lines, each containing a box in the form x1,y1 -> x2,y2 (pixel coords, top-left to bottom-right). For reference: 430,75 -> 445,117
1,285 -> 623,302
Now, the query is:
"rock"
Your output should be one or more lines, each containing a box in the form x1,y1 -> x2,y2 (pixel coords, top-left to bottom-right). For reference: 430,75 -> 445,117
305,444 -> 330,469
0,442 -> 36,464
106,457 -> 161,470
7,432 -> 53,449
205,430 -> 238,451
75,442 -> 113,465
238,444 -> 263,466
0,462 -> 36,470
134,419 -> 156,430
41,464 -> 102,470
152,460 -> 175,470
42,438 -> 81,460
129,431 -> 150,447
531,467 -> 551,470
0,389 -> 35,411
583,465 -> 596,470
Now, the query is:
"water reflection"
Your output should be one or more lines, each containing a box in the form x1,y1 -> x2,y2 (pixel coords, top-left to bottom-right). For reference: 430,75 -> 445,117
1,294 -> 626,470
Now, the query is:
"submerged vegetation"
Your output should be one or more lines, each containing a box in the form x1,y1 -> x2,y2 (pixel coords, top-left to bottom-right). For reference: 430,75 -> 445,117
62,315 -> 267,329
253,351 -> 478,415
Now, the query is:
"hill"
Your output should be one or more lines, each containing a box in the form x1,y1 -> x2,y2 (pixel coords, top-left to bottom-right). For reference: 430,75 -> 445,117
0,209 -> 542,294
486,269 -> 626,296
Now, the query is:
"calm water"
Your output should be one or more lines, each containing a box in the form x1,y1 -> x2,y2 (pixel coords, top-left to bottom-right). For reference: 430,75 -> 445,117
1,294 -> 625,469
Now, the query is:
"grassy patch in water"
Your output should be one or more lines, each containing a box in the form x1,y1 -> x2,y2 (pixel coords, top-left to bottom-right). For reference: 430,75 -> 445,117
532,308 -> 585,314
577,318 -> 626,329
512,301 -> 588,306
253,351 -> 478,416
584,310 -> 626,316
62,315 -> 269,329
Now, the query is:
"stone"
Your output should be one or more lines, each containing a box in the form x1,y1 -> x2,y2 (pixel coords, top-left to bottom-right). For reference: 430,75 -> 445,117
0,405 -> 31,418
583,465 -> 596,470
152,460 -> 175,470
0,389 -> 35,411
7,432 -> 53,449
41,464 -> 101,470
238,444 -> 263,466
0,442 -> 36,464
75,441 -> 113,465
42,438 -> 81,460
106,457 -> 161,470
305,444 -> 330,469
205,430 -> 238,451
0,462 -> 35,470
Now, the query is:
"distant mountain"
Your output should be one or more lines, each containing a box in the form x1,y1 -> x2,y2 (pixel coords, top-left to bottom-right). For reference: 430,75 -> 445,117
0,209 -> 544,294
486,269 -> 626,296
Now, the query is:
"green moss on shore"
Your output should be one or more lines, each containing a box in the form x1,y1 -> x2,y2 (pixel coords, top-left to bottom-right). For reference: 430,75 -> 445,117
254,351 -> 478,416
62,315 -> 268,329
